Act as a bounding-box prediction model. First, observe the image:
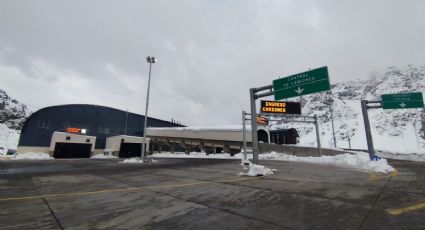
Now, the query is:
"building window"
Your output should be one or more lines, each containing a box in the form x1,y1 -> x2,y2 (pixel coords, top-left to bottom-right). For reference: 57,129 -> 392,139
37,120 -> 51,129
98,126 -> 121,135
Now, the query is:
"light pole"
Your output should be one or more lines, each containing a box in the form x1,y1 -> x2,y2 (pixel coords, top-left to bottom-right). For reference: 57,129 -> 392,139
141,56 -> 156,161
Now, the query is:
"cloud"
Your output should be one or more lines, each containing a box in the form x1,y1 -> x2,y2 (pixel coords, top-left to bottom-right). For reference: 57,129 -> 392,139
0,0 -> 424,125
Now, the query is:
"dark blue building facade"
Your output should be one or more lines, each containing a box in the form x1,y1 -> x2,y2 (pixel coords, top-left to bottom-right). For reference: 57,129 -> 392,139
18,104 -> 183,149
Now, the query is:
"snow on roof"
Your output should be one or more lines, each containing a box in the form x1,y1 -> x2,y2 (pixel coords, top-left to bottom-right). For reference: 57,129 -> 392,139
147,125 -> 252,132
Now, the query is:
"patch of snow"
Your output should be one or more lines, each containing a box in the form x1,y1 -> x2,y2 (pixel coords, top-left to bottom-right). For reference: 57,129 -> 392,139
91,154 -> 118,159
240,163 -> 275,177
121,158 -> 144,164
13,152 -> 53,160
0,123 -> 20,155
119,158 -> 158,164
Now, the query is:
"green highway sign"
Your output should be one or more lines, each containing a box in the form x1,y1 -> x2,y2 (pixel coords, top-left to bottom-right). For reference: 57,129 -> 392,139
381,92 -> 424,109
273,66 -> 330,100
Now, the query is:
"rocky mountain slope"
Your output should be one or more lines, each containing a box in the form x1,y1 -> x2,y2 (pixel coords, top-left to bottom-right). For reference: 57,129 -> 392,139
270,65 -> 425,154
0,89 -> 30,154
0,89 -> 29,130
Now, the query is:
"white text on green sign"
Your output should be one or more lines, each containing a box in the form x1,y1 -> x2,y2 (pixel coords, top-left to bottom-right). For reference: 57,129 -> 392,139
381,92 -> 424,109
273,66 -> 330,100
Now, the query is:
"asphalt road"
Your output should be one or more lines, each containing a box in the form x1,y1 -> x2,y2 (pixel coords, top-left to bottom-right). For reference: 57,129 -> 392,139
0,157 -> 424,230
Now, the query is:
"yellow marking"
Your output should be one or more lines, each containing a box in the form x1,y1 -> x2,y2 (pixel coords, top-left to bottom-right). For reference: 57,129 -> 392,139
0,176 -> 264,202
386,202 -> 425,215
368,170 -> 398,181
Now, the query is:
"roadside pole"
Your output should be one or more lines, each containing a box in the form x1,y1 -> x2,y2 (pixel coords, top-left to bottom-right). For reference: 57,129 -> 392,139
249,85 -> 274,165
361,100 -> 382,160
242,111 -> 248,161
250,89 -> 259,164
314,114 -> 322,156
327,91 -> 337,148
422,108 -> 425,138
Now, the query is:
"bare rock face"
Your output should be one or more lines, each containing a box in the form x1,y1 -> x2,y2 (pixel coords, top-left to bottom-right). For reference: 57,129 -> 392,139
0,89 -> 29,130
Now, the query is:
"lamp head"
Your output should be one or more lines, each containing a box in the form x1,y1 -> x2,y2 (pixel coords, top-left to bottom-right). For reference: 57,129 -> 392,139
146,56 -> 157,63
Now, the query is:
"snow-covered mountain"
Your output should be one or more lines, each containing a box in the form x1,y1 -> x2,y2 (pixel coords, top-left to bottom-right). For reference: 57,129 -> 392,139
270,65 -> 425,154
0,89 -> 30,154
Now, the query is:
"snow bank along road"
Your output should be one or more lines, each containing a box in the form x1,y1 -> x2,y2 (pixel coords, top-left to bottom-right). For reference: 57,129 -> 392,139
0,158 -> 424,229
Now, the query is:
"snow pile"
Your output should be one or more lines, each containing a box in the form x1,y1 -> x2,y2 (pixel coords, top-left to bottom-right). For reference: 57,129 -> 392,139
377,151 -> 425,162
240,163 -> 275,177
13,152 -> 53,160
151,151 -> 394,173
0,123 -> 20,155
120,158 -> 158,164
121,158 -> 144,164
91,154 -> 118,159
260,151 -> 395,173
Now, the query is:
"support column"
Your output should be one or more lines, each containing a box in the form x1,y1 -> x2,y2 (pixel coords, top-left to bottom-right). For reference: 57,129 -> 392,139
361,100 -> 375,160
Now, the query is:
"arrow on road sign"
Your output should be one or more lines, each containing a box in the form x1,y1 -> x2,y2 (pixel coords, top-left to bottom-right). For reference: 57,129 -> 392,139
294,87 -> 304,95
399,103 -> 407,108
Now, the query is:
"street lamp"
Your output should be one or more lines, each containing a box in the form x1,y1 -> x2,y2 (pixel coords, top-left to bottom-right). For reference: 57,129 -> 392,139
141,56 -> 157,161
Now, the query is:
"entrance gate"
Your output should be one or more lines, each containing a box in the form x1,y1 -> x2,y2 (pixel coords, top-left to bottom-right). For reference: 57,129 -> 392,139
53,142 -> 91,158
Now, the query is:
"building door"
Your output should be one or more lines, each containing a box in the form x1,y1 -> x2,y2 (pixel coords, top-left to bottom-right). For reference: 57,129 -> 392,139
257,130 -> 269,143
119,143 -> 142,158
270,131 -> 285,145
53,142 -> 91,158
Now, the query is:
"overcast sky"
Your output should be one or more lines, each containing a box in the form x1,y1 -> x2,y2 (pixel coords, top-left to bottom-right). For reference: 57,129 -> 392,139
1,0 -> 424,126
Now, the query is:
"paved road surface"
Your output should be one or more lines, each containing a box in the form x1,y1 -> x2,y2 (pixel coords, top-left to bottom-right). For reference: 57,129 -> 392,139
0,158 -> 424,229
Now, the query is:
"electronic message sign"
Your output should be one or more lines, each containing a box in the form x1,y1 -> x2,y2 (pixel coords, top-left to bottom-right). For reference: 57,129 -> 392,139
260,100 -> 301,115
66,128 -> 87,134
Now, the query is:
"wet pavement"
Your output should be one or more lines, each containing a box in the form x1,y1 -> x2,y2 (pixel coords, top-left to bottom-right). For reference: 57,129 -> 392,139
0,157 -> 424,229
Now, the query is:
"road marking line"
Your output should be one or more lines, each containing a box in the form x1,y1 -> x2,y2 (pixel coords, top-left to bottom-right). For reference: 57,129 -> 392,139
0,176 -> 264,202
386,202 -> 425,215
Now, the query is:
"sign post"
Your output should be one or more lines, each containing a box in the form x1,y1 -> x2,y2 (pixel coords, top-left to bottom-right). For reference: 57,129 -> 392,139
241,111 -> 252,163
249,66 -> 331,164
273,66 -> 330,100
361,100 -> 381,160
362,92 -> 424,160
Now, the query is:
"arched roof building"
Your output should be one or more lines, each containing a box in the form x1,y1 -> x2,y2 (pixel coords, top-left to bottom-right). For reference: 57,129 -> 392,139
18,104 -> 183,156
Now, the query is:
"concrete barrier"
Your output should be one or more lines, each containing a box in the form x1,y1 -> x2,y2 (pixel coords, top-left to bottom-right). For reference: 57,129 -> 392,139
259,143 -> 350,157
